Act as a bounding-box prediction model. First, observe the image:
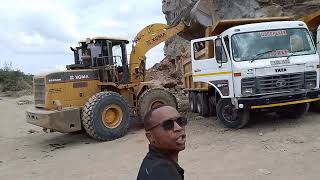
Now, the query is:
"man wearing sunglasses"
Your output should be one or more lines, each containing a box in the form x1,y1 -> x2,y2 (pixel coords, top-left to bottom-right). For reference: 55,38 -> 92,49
137,105 -> 187,180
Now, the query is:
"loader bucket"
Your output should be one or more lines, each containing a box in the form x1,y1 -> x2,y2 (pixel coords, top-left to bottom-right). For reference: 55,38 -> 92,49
189,0 -> 213,27
170,0 -> 214,40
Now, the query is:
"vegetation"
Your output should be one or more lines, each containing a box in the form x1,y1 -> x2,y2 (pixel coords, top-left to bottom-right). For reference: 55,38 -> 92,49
0,62 -> 33,92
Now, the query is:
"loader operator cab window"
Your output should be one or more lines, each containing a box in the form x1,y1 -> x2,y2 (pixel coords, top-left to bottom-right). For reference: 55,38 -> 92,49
112,45 -> 123,68
89,42 -> 102,65
80,44 -> 92,67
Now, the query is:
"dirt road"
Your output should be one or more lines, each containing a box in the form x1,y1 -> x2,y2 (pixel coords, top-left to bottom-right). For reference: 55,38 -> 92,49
1,96 -> 320,180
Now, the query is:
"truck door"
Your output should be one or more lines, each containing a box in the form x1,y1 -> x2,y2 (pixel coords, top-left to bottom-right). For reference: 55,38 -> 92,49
191,36 -> 234,97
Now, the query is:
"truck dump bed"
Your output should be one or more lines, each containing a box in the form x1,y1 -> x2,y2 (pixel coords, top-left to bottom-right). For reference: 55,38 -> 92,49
299,10 -> 320,32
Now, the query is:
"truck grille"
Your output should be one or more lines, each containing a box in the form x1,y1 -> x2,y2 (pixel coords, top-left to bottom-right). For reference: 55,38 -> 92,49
257,73 -> 304,94
242,71 -> 317,95
34,77 -> 46,107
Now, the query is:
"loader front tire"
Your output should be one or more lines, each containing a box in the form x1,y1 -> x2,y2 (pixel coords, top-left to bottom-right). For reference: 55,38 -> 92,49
82,92 -> 130,141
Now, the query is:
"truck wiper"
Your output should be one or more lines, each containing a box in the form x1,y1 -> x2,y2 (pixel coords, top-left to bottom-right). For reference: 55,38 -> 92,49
250,49 -> 278,62
287,49 -> 310,60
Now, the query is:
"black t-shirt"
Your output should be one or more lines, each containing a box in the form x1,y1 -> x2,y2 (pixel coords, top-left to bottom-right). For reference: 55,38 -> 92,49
137,145 -> 184,180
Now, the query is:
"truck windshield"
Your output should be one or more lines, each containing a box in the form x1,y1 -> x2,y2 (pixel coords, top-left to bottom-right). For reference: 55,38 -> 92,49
231,28 -> 316,62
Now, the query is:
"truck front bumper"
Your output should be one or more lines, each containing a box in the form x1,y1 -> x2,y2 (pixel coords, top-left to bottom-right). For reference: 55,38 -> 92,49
26,107 -> 82,133
238,89 -> 320,109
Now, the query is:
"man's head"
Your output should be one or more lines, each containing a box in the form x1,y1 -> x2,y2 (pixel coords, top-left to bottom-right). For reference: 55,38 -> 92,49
144,106 -> 187,152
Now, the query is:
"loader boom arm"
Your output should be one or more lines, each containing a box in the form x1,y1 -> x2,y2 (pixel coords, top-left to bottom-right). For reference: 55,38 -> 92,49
129,21 -> 186,83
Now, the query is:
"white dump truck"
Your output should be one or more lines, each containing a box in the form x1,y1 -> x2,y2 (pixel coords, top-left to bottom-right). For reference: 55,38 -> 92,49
183,17 -> 320,128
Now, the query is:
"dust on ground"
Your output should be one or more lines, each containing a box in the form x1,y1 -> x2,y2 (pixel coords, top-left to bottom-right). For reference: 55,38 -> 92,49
1,96 -> 320,180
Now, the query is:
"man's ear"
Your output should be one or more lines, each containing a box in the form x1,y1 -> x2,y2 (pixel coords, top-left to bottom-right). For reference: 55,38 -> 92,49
145,131 -> 155,144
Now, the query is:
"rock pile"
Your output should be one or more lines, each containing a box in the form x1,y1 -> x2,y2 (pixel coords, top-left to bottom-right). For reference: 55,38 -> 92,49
162,0 -> 320,59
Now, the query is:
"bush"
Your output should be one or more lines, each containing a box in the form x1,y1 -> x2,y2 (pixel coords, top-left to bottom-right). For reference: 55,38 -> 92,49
0,62 -> 33,92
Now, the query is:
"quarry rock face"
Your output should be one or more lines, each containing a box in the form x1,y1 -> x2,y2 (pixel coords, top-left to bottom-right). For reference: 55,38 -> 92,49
148,0 -> 319,92
162,0 -> 320,58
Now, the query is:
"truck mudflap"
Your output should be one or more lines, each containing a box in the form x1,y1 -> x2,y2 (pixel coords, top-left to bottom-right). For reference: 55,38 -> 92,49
238,89 -> 320,109
26,107 -> 82,133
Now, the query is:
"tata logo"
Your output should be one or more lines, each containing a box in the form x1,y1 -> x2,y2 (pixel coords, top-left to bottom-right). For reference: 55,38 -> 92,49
276,80 -> 287,87
275,68 -> 287,73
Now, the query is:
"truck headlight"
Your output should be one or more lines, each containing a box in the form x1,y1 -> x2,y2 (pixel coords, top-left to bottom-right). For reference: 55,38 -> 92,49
306,81 -> 316,89
242,87 -> 255,96
305,71 -> 317,89
242,78 -> 256,96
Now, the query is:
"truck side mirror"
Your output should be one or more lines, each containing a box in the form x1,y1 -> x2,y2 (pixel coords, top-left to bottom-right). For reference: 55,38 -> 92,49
215,38 -> 223,63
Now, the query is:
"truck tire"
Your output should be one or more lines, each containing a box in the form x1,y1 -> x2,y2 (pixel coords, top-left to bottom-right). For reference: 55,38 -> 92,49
208,96 -> 216,116
189,92 -> 197,113
138,88 -> 177,122
197,93 -> 209,117
278,103 -> 310,119
82,92 -> 130,141
216,99 -> 249,129
309,101 -> 320,112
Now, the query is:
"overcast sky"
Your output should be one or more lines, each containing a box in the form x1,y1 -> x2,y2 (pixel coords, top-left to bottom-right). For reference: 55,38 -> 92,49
0,0 -> 166,74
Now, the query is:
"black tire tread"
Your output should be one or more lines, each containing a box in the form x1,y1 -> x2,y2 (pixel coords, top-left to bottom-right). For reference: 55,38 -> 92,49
197,93 -> 209,117
138,87 -> 178,121
279,103 -> 310,119
189,92 -> 197,113
216,99 -> 249,129
82,92 -> 130,141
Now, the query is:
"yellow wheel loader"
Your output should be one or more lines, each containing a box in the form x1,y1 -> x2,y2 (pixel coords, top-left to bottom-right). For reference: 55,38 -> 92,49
26,0 -> 210,141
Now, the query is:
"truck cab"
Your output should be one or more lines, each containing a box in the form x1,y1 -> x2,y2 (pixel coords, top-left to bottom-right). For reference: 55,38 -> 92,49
317,25 -> 320,53
188,19 -> 320,128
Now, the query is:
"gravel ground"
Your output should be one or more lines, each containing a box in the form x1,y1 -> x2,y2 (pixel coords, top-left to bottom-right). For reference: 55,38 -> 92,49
1,96 -> 320,180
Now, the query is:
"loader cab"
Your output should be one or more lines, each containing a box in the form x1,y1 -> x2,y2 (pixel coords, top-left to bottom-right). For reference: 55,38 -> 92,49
68,37 -> 130,84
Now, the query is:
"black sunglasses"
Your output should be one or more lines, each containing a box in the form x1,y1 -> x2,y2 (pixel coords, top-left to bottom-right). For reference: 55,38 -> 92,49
147,117 -> 188,131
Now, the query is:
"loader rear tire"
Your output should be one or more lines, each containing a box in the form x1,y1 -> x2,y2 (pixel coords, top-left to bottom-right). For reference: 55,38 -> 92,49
138,88 -> 177,122
82,92 -> 130,141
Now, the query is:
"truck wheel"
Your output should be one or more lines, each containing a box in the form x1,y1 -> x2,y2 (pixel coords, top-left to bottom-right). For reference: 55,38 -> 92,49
189,92 -> 197,113
208,96 -> 216,116
138,88 -> 177,122
216,99 -> 249,129
309,101 -> 320,112
197,93 -> 209,117
82,92 -> 130,141
278,103 -> 310,119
